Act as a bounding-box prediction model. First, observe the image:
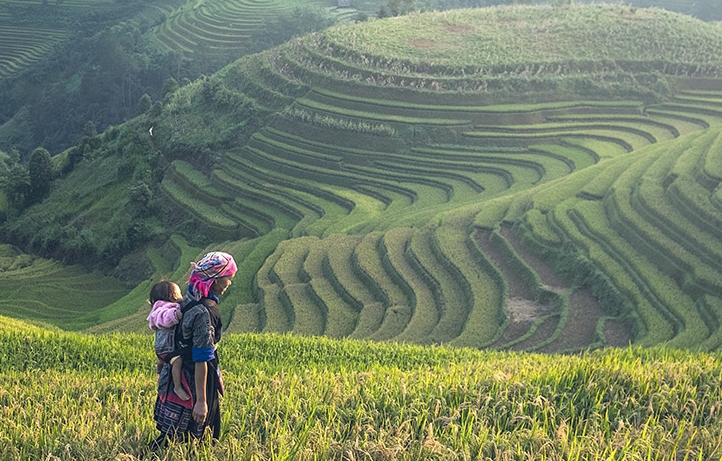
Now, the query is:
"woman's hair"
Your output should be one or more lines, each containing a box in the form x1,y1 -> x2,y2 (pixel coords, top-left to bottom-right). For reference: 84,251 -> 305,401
149,280 -> 180,304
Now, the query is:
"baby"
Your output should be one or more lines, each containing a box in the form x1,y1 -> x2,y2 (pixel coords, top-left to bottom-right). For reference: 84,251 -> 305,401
147,280 -> 190,401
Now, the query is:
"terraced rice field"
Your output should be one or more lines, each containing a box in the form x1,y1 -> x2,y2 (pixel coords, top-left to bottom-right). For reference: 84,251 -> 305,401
0,0 -> 132,78
0,0 -> 348,80
150,0 -> 354,60
3,4 -> 699,353
0,25 -> 69,78
152,6 -> 722,352
0,244 -> 127,330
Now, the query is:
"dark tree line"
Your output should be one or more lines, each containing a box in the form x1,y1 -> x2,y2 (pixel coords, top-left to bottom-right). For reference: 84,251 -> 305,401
0,147 -> 52,216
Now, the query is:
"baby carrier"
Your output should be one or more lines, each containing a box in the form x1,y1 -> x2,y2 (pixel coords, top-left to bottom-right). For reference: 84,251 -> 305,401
164,297 -> 223,366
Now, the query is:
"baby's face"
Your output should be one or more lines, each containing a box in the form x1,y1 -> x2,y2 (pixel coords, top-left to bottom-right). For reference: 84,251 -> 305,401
171,284 -> 183,303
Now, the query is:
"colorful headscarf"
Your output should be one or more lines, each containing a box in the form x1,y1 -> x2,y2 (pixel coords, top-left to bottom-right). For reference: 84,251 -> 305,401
188,251 -> 237,299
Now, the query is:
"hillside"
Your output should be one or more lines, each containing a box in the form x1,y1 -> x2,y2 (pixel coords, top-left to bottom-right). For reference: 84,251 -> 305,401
3,315 -> 722,459
3,4 -> 722,353
0,0 -> 718,156
0,0 -> 369,157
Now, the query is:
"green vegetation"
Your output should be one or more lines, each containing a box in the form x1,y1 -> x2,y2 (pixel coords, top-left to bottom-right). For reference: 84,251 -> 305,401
2,5 -> 722,355
0,244 -> 127,330
327,6 -> 722,71
4,317 -> 722,459
4,3 -> 722,459
0,0 -> 373,158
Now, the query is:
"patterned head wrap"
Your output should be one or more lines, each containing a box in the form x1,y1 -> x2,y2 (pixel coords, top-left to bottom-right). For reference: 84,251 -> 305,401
188,251 -> 237,299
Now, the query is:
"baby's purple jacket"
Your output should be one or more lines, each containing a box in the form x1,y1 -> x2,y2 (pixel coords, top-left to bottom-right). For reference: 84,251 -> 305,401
147,300 -> 181,330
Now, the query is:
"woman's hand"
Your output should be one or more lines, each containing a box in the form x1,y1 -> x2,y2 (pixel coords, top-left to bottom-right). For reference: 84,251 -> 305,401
193,399 -> 208,424
193,361 -> 209,424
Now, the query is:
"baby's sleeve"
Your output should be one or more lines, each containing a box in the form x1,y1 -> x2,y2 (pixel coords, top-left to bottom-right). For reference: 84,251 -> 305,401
155,303 -> 182,329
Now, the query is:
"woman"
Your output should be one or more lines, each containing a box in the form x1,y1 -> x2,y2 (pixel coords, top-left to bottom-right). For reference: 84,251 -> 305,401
151,251 -> 237,447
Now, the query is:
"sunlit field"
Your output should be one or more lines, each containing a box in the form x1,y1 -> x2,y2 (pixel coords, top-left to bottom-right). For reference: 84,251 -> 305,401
4,317 -> 722,460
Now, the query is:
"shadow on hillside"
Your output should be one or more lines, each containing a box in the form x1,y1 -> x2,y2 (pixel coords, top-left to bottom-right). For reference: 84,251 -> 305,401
475,227 -> 633,353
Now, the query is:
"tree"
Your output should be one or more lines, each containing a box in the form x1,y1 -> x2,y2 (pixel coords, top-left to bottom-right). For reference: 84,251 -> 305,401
83,120 -> 98,139
80,120 -> 102,153
355,11 -> 369,22
162,77 -> 179,98
137,94 -> 152,114
1,163 -> 31,212
387,0 -> 417,16
27,147 -> 54,205
149,101 -> 163,118
247,7 -> 337,54
129,181 -> 153,216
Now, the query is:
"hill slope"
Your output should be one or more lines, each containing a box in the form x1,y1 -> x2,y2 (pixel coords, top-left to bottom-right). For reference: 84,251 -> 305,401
3,4 -> 722,352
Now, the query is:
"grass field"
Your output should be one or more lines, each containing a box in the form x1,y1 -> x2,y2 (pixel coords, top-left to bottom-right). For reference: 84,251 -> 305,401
3,316 -> 722,460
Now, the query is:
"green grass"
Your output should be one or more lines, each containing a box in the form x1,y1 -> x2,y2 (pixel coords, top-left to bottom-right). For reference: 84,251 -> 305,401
7,318 -> 722,460
322,6 -> 722,75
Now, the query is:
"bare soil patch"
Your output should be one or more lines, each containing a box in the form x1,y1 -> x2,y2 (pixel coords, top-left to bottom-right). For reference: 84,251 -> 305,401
474,227 -> 633,352
507,298 -> 547,322
409,39 -> 437,49
509,316 -> 558,352
500,227 -> 633,350
475,229 -> 555,349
